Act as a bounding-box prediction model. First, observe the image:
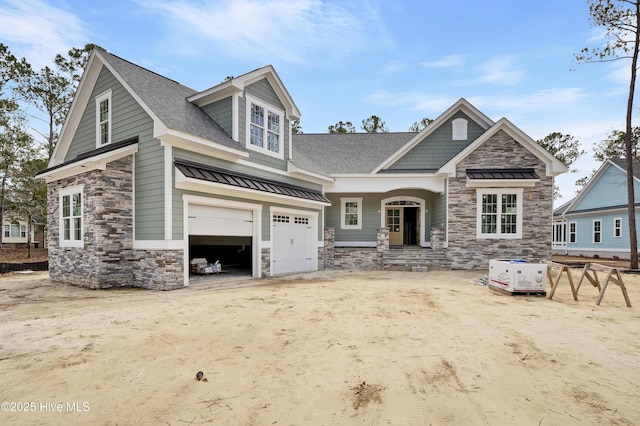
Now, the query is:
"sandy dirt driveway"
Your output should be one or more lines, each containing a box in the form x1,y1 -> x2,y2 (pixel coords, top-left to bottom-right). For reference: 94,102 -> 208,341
0,269 -> 639,425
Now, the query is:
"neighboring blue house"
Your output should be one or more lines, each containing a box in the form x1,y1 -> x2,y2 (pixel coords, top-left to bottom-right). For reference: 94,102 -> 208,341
37,48 -> 567,290
553,158 -> 640,259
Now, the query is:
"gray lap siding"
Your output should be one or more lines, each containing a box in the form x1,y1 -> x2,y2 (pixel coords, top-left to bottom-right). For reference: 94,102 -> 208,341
326,190 -> 436,244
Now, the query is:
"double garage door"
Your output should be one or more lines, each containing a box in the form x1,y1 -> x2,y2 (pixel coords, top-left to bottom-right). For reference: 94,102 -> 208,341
188,204 -> 315,276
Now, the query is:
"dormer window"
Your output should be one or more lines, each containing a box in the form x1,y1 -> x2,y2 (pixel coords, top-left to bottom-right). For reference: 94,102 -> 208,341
246,95 -> 283,158
95,90 -> 112,147
452,118 -> 468,140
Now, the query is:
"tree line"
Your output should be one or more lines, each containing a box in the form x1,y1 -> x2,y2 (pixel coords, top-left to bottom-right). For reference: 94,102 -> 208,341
0,43 -> 95,256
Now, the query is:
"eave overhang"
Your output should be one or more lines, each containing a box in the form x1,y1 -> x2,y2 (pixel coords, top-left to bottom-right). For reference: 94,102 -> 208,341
287,160 -> 334,184
326,173 -> 445,194
159,129 -> 249,162
37,138 -> 139,183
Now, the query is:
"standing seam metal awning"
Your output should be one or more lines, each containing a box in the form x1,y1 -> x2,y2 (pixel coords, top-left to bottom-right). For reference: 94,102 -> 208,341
466,168 -> 539,180
175,158 -> 330,203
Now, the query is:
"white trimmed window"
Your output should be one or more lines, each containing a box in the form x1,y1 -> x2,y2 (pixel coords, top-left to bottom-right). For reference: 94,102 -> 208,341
246,96 -> 283,158
476,188 -> 523,239
60,186 -> 84,247
569,222 -> 577,243
613,217 -> 622,238
95,90 -> 112,147
341,197 -> 362,230
3,224 -> 26,238
593,220 -> 602,244
553,221 -> 566,245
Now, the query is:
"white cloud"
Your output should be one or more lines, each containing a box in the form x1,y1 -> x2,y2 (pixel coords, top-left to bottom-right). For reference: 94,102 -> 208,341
469,88 -> 589,114
139,0 -> 390,64
382,60 -> 407,73
364,89 -> 455,112
421,54 -> 464,68
476,56 -> 525,85
0,0 -> 88,69
606,61 -> 630,84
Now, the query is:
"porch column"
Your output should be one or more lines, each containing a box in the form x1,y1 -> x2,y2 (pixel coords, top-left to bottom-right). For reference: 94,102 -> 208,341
376,228 -> 389,269
324,227 -> 335,269
431,227 -> 444,250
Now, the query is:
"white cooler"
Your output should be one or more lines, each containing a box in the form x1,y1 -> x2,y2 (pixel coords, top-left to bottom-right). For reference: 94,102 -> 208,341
489,260 -> 547,293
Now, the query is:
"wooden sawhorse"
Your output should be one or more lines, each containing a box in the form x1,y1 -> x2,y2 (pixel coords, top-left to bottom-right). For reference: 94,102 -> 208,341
546,261 -> 578,301
576,262 -> 632,307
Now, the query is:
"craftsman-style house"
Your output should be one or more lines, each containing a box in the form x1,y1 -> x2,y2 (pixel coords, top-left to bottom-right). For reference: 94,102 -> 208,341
553,158 -> 640,259
38,48 -> 567,290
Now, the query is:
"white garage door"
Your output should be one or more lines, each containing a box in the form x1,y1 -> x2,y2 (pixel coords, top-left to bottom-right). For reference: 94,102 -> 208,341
272,214 -> 314,275
188,204 -> 253,236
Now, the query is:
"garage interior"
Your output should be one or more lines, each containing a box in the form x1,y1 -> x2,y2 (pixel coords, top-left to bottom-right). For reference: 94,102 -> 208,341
189,235 -> 252,278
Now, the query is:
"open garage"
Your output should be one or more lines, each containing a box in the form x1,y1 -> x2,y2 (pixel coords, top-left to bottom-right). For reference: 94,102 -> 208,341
187,204 -> 255,278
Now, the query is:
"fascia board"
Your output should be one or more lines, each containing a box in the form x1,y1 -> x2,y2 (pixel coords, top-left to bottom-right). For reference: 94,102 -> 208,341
608,158 -> 640,186
49,53 -> 102,167
97,50 -> 165,138
562,159 -> 615,214
372,98 -> 494,173
160,130 -> 249,162
565,204 -> 640,218
326,174 -> 445,194
496,119 -> 568,175
240,66 -> 301,119
439,119 -> 569,177
187,81 -> 243,106
38,144 -> 138,183
287,161 -> 334,184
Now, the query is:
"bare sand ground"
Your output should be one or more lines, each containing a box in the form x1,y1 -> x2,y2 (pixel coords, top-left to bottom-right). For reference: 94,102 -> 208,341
0,268 -> 639,425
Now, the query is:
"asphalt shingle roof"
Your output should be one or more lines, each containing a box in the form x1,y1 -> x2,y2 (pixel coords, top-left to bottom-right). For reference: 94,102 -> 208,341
610,158 -> 640,180
292,132 -> 415,174
98,49 -> 245,153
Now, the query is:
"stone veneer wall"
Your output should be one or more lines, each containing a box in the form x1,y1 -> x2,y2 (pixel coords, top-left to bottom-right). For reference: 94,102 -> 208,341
133,249 -> 183,290
324,227 -> 389,270
47,156 -> 184,290
446,130 -> 554,269
261,248 -> 271,277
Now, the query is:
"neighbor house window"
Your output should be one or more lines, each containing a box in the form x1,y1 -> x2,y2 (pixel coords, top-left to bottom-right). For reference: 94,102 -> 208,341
476,188 -> 523,239
569,222 -> 577,243
95,90 -> 112,147
341,197 -> 362,230
553,222 -> 566,245
614,217 -> 622,238
3,224 -> 25,238
593,220 -> 602,244
246,96 -> 283,158
59,186 -> 84,247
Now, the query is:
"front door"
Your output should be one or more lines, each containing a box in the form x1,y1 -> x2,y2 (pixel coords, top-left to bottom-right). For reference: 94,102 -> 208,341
386,208 -> 403,246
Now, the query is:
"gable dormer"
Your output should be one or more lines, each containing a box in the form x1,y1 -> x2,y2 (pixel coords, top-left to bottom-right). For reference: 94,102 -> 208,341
383,111 -> 488,172
374,98 -> 494,173
188,66 -> 300,167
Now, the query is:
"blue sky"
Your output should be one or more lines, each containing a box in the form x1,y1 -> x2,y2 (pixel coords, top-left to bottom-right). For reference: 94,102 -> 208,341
0,0 -> 632,204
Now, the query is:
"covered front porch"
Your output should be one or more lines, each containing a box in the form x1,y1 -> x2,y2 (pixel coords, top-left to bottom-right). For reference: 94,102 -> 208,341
322,227 -> 450,272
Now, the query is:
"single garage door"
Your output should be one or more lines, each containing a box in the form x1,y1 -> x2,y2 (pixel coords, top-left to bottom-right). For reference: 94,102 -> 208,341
272,214 -> 314,275
188,204 -> 253,236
